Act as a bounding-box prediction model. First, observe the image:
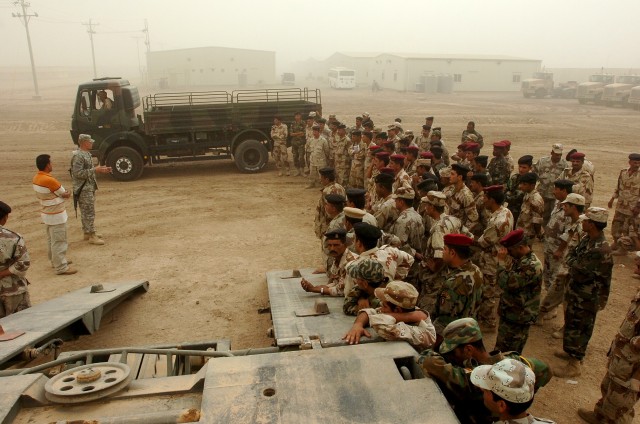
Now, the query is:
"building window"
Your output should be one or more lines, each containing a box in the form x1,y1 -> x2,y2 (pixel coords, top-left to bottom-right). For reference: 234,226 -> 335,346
394,72 -> 397,82
454,74 -> 462,82
512,74 -> 521,83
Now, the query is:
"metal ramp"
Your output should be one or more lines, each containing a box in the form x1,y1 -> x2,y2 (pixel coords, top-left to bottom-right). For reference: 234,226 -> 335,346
0,281 -> 149,368
266,269 -> 381,348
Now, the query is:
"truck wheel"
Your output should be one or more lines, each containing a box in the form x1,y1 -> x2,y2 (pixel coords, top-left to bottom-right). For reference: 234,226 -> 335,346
234,139 -> 268,172
106,146 -> 144,181
535,88 -> 546,99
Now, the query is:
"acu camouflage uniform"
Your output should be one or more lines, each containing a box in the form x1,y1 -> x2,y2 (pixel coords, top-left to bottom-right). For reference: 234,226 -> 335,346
505,174 -> 525,224
333,135 -> 352,186
270,122 -> 289,170
289,120 -> 307,171
487,156 -> 511,186
348,140 -> 367,189
562,166 -> 594,208
0,225 -> 31,318
432,261 -> 483,334
611,166 -> 640,243
495,251 -> 543,353
314,182 -> 345,238
71,149 -> 100,234
563,232 -> 613,360
447,185 -> 480,234
534,156 -> 568,224
516,189 -> 544,239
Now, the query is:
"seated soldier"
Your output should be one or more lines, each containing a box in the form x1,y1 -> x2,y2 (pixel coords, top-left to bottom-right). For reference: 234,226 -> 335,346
343,258 -> 388,316
343,280 -> 436,350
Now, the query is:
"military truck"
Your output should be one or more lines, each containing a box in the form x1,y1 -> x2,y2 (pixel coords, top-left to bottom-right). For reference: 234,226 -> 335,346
521,72 -> 554,98
576,74 -> 615,104
629,86 -> 640,110
602,75 -> 640,107
552,81 -> 578,98
70,77 -> 322,181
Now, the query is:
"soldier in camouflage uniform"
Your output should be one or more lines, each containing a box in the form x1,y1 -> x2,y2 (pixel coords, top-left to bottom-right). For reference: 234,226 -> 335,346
348,130 -> 366,188
371,172 -> 398,232
541,180 -> 572,293
289,112 -> 306,176
505,155 -> 533,225
447,163 -> 481,234
578,287 -> 640,424
608,153 -> 640,253
418,317 -> 552,424
516,172 -> 544,239
487,141 -> 511,186
389,187 -> 424,256
461,122 -> 484,148
305,125 -> 330,189
561,152 -> 594,208
303,115 -> 315,175
555,207 -> 614,378
470,155 -> 492,185
432,234 -> 483,334
390,154 -> 413,193
0,202 -> 31,318
333,124 -> 351,186
343,258 -> 386,316
533,143 -> 568,226
469,174 -> 490,237
71,134 -> 111,245
314,168 -> 345,240
270,116 -> 289,176
495,229 -> 543,353
416,125 -> 431,152
474,185 -> 515,330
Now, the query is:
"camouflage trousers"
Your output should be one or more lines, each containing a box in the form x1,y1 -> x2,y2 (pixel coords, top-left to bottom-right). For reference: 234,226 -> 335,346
563,304 -> 598,360
349,164 -> 365,189
335,165 -> 350,187
542,249 -> 562,291
495,319 -> 531,353
612,211 -> 638,244
416,266 -> 444,315
594,373 -> 639,424
540,271 -> 568,314
0,290 -> 31,318
272,140 -> 289,169
290,139 -> 306,169
46,222 -> 70,273
308,165 -> 320,187
542,197 -> 556,227
477,274 -> 500,328
78,189 -> 97,234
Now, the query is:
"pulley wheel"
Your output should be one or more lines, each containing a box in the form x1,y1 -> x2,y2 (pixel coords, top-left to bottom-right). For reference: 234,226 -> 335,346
44,362 -> 132,404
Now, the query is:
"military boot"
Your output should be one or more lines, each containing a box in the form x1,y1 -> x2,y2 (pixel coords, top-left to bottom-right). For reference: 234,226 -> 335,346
291,168 -> 299,177
553,358 -> 582,378
553,350 -> 571,360
88,233 -> 105,245
552,326 -> 564,339
84,232 -> 103,240
577,408 -> 600,424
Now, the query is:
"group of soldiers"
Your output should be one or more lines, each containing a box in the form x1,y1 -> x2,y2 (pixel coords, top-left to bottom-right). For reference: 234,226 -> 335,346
288,111 -> 640,424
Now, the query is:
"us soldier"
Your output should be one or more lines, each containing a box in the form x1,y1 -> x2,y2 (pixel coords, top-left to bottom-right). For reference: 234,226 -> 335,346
313,168 -> 345,240
505,155 -> 533,225
348,130 -> 365,188
475,185 -> 515,331
305,124 -> 330,189
289,112 -> 306,177
487,141 -> 511,186
534,143 -> 568,226
334,124 -> 351,186
461,121 -> 484,148
270,116 -> 289,176
0,201 -> 31,318
495,229 -> 543,353
608,153 -> 640,254
555,207 -> 613,378
561,152 -> 594,208
447,163 -> 480,234
516,173 -> 544,240
577,286 -> 640,424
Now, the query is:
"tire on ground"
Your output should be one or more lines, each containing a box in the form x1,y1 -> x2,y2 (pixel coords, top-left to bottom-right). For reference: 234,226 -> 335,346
106,146 -> 144,181
234,139 -> 268,172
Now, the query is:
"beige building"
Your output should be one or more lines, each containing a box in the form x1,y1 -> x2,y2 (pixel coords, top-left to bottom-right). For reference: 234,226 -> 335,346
147,46 -> 275,89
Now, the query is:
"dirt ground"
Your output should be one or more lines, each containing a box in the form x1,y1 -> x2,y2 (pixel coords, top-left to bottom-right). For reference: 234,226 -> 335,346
2,77 -> 640,423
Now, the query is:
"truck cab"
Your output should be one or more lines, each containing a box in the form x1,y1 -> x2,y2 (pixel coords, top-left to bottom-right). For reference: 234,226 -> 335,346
576,74 -> 615,104
521,72 -> 554,98
628,86 -> 640,110
602,75 -> 640,107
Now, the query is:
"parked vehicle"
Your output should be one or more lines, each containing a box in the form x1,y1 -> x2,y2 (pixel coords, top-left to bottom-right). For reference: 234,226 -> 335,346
328,67 -> 356,89
628,86 -> 640,110
602,75 -> 640,107
576,74 -> 615,104
552,81 -> 578,98
521,72 -> 554,98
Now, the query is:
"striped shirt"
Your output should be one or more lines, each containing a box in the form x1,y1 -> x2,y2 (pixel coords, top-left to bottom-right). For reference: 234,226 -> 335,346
32,171 -> 68,225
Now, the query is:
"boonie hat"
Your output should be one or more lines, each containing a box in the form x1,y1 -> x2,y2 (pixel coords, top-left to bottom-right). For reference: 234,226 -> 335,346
439,318 -> 483,354
347,258 -> 385,283
580,206 -> 608,223
471,358 -> 536,403
374,281 -> 418,309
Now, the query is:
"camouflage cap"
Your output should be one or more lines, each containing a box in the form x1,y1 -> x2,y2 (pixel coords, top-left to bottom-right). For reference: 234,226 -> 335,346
347,258 -> 385,283
580,206 -> 608,224
561,193 -> 585,206
78,134 -> 95,143
465,134 -> 478,142
374,281 -> 418,309
416,159 -> 431,167
431,130 -> 442,137
439,318 -> 483,354
392,187 -> 415,200
439,166 -> 452,178
471,359 -> 535,403
552,143 -> 563,154
423,191 -> 447,207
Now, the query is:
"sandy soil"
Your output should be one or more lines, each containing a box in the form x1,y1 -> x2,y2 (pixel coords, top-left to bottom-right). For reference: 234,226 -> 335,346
2,79 -> 640,423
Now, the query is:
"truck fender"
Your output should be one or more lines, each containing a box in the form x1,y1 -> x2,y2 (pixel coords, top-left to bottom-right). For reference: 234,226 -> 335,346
97,131 -> 149,164
230,129 -> 272,154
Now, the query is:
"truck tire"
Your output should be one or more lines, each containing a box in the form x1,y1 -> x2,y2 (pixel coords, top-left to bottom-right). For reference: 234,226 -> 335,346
535,88 -> 546,99
106,146 -> 144,181
234,139 -> 268,173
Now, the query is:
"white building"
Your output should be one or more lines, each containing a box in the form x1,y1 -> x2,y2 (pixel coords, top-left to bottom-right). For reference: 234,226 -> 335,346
147,46 -> 275,89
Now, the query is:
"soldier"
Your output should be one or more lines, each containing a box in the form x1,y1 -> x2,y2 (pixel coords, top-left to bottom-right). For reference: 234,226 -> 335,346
371,173 -> 397,231
419,318 -> 552,424
469,174 -> 490,236
416,124 -> 431,151
343,259 -> 387,316
71,135 -> 112,245
301,228 -> 358,297
541,179 -> 573,293
516,172 -> 544,240
447,163 -> 480,234
555,207 -> 614,378
404,145 -> 419,176
430,130 -> 451,165
303,114 -> 315,175
461,121 -> 484,149
344,206 -> 376,252
345,189 -> 377,226
343,280 -> 437,350
608,153 -> 640,254
389,187 -> 424,256
305,124 -> 330,189
534,143 -> 568,226
561,151 -> 594,208
487,141 -> 511,186
348,130 -> 365,189
313,168 -> 345,240
389,154 -> 413,193
504,140 -> 515,174
350,116 -> 364,135
32,154 -> 76,274
333,124 -> 351,186
289,112 -> 306,176
577,286 -> 640,424
430,146 -> 448,175
0,201 -> 31,318
270,116 -> 289,176
495,229 -> 543,353
471,155 -> 492,185
432,233 -> 483,333
324,193 -> 346,234
505,155 -> 533,225
474,185 -> 515,331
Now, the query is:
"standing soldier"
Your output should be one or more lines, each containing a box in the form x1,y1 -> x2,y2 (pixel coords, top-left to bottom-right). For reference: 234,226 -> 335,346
541,179 -> 573,293
270,116 -> 289,176
608,153 -> 640,254
289,112 -> 306,177
447,163 -> 480,234
371,173 -> 397,232
303,114 -> 315,176
468,173 -> 490,237
389,187 -> 424,256
555,207 -> 613,378
404,146 -> 419,176
334,124 -> 352,186
314,168 -> 345,240
305,124 -> 330,189
461,121 -> 484,148
389,154 -> 413,193
534,143 -> 568,225
416,125 -> 431,151
495,229 -> 543,353
505,155 -> 533,225
348,130 -> 365,189
487,141 -> 511,186
516,172 -> 544,240
562,152 -> 594,208
0,201 -> 31,318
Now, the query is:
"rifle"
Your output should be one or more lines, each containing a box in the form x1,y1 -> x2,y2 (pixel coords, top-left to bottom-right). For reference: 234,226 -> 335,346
73,180 -> 87,219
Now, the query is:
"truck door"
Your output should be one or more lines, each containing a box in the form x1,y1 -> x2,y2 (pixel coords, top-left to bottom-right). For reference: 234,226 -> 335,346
75,89 -> 120,144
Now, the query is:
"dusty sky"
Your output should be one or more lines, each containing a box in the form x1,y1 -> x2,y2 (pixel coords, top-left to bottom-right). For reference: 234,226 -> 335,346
2,0 -> 639,74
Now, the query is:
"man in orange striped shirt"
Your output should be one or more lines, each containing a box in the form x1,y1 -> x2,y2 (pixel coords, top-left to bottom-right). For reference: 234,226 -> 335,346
32,154 -> 77,275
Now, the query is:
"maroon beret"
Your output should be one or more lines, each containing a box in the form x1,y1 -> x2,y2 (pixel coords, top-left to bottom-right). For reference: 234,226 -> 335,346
368,143 -> 380,151
375,152 -> 390,159
380,167 -> 395,176
457,143 -> 468,150
570,152 -> 585,160
444,233 -> 474,247
502,140 -> 512,146
406,145 -> 419,152
383,140 -> 395,146
500,228 -> 526,247
483,185 -> 504,193
465,142 -> 480,152
492,141 -> 508,148
420,151 -> 434,159
390,154 -> 406,161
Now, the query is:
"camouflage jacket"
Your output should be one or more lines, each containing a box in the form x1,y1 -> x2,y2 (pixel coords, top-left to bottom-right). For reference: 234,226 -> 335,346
533,156 -> 568,199
415,135 -> 430,152
543,202 -> 568,253
405,159 -> 418,176
418,350 -> 552,424
556,216 -> 584,276
476,206 -> 514,276
613,167 -> 640,216
270,123 -> 288,142
392,169 -> 413,193
372,194 -> 398,232
425,214 -> 472,260
307,136 -> 330,167
343,245 -> 414,295
349,141 -> 367,171
433,261 -> 483,330
516,189 -> 544,239
304,125 -> 314,144
565,232 -> 613,313
289,121 -> 306,143
314,182 -> 345,238
388,207 -> 425,256
487,156 -> 511,186
505,173 -> 525,219
562,166 -> 594,207
71,150 -> 98,192
473,191 -> 489,237
325,249 -> 359,296
497,251 -> 543,324
361,307 -> 437,350
343,286 -> 381,316
461,130 -> 484,148
447,185 -> 480,234
0,225 -> 30,296
334,136 -> 352,170
607,288 -> 640,391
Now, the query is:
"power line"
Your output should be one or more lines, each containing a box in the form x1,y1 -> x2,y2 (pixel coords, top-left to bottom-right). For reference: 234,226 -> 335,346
11,0 -> 40,99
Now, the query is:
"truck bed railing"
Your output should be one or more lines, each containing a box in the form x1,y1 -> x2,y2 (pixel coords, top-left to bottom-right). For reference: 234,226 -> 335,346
233,88 -> 321,104
144,91 -> 232,111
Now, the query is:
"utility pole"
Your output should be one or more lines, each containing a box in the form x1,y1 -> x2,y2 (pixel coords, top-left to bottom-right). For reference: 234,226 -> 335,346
12,0 -> 40,99
132,36 -> 144,84
142,19 -> 151,53
82,19 -> 98,78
